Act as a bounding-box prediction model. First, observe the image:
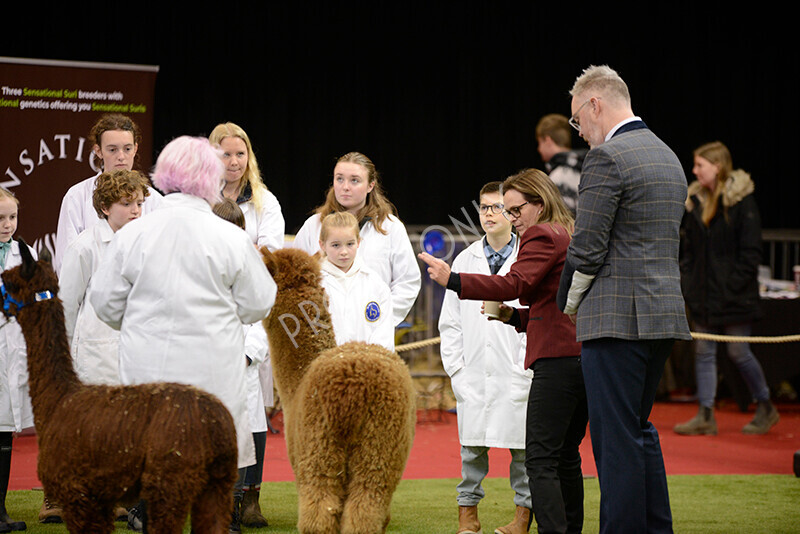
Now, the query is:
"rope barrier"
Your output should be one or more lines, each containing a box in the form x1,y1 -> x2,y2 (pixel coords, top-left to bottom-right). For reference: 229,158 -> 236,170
395,337 -> 441,352
690,332 -> 800,343
395,332 -> 800,352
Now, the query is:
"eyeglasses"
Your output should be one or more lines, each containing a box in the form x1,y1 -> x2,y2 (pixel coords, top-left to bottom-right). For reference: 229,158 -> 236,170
478,203 -> 504,215
568,99 -> 591,131
502,201 -> 529,220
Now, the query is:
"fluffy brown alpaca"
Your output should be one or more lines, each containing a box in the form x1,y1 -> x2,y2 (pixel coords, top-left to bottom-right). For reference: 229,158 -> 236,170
261,247 -> 416,534
0,241 -> 238,534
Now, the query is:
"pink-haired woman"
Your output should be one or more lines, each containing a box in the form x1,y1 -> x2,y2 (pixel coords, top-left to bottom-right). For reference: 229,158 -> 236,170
90,136 -> 277,529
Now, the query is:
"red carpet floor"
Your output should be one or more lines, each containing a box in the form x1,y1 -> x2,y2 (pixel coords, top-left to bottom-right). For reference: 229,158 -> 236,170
9,401 -> 800,490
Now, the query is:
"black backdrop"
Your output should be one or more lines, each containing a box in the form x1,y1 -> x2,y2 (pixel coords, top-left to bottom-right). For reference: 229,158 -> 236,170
3,5 -> 798,235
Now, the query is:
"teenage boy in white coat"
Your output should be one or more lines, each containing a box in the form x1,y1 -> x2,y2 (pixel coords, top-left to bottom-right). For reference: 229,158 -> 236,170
438,181 -> 532,534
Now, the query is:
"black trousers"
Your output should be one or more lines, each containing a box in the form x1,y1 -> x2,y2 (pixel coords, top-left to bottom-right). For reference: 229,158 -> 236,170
525,356 -> 589,534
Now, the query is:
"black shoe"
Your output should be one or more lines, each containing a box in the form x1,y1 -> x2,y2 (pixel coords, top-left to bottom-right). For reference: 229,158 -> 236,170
229,495 -> 242,534
0,511 -> 26,531
127,502 -> 145,532
0,519 -> 25,532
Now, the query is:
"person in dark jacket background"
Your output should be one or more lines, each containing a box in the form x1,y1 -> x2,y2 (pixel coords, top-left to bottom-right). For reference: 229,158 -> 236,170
674,140 -> 779,436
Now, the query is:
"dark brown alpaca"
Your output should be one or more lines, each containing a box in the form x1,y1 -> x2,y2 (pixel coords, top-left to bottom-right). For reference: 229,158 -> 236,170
0,241 -> 238,534
261,247 -> 416,534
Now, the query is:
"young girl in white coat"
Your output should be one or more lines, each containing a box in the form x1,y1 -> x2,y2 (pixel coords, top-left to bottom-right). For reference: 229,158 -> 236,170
318,212 -> 394,351
293,151 -> 420,327
211,198 -> 271,528
438,181 -> 532,534
0,187 -> 36,532
59,170 -> 151,386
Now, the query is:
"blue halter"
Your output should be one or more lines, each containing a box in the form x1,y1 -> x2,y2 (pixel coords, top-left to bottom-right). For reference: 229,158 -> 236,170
0,284 -> 54,316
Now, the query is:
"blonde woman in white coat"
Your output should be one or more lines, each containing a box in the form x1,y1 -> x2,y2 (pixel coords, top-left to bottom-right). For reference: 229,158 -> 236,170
293,151 -> 420,326
54,114 -> 162,273
209,124 -> 285,527
59,170 -> 151,386
318,212 -> 395,352
438,182 -> 532,534
0,188 -> 35,531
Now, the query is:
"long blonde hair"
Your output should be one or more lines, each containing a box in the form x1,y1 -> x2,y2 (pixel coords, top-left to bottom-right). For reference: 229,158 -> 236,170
208,122 -> 269,211
502,168 -> 574,235
694,141 -> 733,226
315,152 -> 396,235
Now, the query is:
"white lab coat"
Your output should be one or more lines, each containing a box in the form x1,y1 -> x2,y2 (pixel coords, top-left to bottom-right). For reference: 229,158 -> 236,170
243,322 -> 268,433
237,186 -> 284,416
438,238 -> 531,449
59,219 -> 121,385
320,256 -> 395,351
54,172 -> 163,273
240,188 -> 285,253
90,193 -> 277,467
0,240 -> 36,432
293,213 -> 421,326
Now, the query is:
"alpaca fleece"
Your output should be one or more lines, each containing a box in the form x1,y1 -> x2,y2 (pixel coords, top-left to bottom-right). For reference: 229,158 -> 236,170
1,246 -> 238,534
261,247 -> 416,534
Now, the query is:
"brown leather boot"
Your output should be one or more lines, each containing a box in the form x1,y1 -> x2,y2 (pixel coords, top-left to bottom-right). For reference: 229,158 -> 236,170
240,488 -> 269,528
494,506 -> 530,534
458,505 -> 482,534
38,495 -> 63,524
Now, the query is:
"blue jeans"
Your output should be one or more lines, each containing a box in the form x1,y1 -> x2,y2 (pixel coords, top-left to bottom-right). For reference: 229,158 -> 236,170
457,446 -> 531,509
693,323 -> 770,408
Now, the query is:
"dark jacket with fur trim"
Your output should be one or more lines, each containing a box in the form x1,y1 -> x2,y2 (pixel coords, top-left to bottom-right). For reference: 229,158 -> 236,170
679,169 -> 763,326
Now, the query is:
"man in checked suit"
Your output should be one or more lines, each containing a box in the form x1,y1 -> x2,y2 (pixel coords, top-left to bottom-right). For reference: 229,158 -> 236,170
559,65 -> 692,534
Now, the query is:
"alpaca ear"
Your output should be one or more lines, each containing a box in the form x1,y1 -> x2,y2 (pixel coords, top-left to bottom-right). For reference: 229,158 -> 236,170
261,246 -> 278,276
38,246 -> 53,265
16,238 -> 37,280
311,251 -> 323,264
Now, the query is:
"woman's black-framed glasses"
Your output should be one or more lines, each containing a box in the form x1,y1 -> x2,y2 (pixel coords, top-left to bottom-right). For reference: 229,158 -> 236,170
502,201 -> 529,220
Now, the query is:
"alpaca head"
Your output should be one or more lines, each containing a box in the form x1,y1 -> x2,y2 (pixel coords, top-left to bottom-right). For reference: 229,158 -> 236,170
1,239 -> 58,319
260,247 -> 335,353
261,247 -> 324,292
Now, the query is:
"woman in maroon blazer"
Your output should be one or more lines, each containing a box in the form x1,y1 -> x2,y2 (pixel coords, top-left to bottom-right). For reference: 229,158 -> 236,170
420,168 -> 588,534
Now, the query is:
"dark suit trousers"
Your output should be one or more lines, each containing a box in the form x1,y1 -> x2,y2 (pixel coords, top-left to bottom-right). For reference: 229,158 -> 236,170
581,338 -> 674,534
526,356 -> 588,534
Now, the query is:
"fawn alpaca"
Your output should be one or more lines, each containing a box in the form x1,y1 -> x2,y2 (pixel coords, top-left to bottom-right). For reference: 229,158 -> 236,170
0,241 -> 238,534
261,247 -> 416,534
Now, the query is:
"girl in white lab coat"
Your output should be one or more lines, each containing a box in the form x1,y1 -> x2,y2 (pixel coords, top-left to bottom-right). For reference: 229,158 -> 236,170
0,187 -> 35,531
293,151 -> 420,327
438,182 -> 532,532
318,212 -> 394,351
54,113 -> 162,273
59,170 -> 151,386
211,198 -> 271,528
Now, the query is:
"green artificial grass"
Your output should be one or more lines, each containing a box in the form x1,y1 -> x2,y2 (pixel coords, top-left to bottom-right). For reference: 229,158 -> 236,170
7,475 -> 799,533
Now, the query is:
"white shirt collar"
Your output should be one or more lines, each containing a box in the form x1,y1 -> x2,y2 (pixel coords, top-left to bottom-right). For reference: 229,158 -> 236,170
605,116 -> 642,142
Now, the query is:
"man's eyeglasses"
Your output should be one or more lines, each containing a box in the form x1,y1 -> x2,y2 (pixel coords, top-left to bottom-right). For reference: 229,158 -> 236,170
502,201 -> 529,220
568,99 -> 591,131
478,203 -> 504,215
